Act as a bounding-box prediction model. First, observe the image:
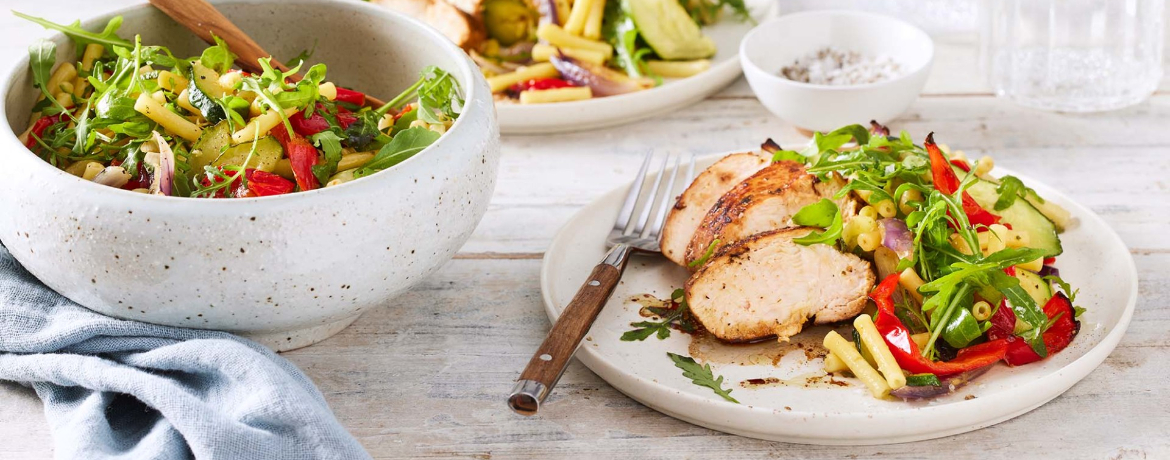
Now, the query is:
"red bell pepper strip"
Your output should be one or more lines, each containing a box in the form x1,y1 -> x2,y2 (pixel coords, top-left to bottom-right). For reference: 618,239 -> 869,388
25,114 -> 63,149
270,125 -> 321,191
986,298 -> 1017,341
336,110 -> 357,130
870,274 -> 1009,377
1003,293 -> 1078,366
334,87 -> 366,106
241,169 -> 295,197
289,111 -> 331,137
924,133 -> 1001,228
951,158 -> 971,172
510,77 -> 573,93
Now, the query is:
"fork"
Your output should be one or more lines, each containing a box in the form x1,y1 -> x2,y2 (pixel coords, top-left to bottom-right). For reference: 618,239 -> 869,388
508,151 -> 695,415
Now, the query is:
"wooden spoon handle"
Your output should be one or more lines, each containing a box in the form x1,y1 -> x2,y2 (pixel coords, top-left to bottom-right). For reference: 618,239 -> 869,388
147,0 -> 290,75
508,243 -> 632,415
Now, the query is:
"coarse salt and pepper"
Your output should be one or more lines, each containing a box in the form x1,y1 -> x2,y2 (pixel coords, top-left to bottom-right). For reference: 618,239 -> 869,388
780,47 -> 904,86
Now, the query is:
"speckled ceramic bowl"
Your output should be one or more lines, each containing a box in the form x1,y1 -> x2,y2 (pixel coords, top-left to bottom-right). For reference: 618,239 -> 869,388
0,0 -> 500,351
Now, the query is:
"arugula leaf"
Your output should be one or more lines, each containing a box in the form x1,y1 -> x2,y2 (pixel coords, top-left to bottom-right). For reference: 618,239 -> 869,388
28,39 -> 60,104
993,175 -> 1041,211
274,63 -> 327,111
603,0 -> 649,79
667,353 -> 739,403
354,127 -> 440,177
792,199 -> 844,246
14,13 -> 131,50
199,35 -> 237,74
416,66 -> 462,124
621,289 -> 695,341
310,130 -> 344,185
288,41 -> 317,68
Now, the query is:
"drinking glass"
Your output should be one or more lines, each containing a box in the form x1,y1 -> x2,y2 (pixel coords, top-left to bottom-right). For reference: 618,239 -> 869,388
980,0 -> 1165,112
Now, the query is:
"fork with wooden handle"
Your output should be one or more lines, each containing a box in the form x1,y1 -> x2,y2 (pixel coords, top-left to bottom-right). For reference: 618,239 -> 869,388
147,0 -> 387,108
508,151 -> 695,415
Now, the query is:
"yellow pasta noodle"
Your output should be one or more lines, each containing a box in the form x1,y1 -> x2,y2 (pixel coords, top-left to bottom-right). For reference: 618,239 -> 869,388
175,89 -> 200,116
337,152 -> 374,171
157,70 -> 189,92
230,107 -> 297,144
519,86 -> 593,104
531,44 -> 608,65
645,59 -> 711,78
582,0 -> 606,39
486,63 -> 559,93
134,92 -> 202,141
823,331 -> 890,398
536,23 -> 613,57
562,0 -> 594,35
823,352 -> 849,374
854,315 -> 907,390
46,63 -> 77,96
318,82 -> 337,101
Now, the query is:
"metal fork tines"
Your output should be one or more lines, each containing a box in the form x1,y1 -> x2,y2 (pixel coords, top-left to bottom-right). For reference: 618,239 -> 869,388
508,151 -> 696,416
609,151 -> 697,253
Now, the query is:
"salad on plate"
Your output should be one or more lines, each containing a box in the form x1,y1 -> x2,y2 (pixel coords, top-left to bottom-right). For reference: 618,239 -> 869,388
15,12 -> 462,198
394,0 -> 755,104
633,122 -> 1082,401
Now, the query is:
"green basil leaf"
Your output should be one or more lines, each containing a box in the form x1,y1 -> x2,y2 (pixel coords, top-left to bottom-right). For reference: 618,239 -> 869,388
354,127 -> 440,177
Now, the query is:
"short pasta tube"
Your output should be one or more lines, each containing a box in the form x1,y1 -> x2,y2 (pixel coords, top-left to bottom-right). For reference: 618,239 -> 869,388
854,315 -> 907,390
486,63 -> 559,93
519,86 -> 593,104
531,44 -> 608,65
231,107 -> 297,144
134,92 -> 202,142
823,331 -> 890,399
536,23 -> 614,57
824,352 -> 849,374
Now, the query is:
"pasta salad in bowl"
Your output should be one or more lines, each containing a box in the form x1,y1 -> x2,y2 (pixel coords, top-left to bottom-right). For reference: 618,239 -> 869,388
0,1 -> 500,351
16,13 -> 461,198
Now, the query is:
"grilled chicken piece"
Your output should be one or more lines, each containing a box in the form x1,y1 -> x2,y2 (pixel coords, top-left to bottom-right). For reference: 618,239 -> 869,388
686,228 -> 875,342
684,161 -> 858,267
370,0 -> 486,50
659,153 -> 770,266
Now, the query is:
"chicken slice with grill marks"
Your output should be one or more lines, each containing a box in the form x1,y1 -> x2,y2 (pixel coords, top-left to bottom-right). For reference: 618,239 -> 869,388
683,160 -> 858,267
659,152 -> 770,266
685,228 -> 876,343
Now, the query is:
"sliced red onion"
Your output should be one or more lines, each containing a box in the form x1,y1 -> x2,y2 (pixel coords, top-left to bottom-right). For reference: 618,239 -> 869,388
869,119 -> 890,137
889,366 -> 991,400
92,166 -> 131,188
470,51 -> 518,75
1038,265 -> 1060,278
550,53 -> 650,96
537,0 -> 560,26
497,41 -> 535,62
880,218 -> 913,259
150,131 -> 175,196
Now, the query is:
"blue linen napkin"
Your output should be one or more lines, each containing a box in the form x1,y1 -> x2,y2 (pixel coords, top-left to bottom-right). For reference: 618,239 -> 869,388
0,245 -> 371,460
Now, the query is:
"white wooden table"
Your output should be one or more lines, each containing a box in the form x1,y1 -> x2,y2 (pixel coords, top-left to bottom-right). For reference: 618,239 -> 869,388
2,2 -> 1169,458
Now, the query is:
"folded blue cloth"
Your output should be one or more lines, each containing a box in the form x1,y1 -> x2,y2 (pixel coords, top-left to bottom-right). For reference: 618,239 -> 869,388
0,245 -> 371,460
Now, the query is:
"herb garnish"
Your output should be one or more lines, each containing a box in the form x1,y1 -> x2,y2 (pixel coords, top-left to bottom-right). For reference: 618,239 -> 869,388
621,289 -> 696,341
667,352 -> 739,403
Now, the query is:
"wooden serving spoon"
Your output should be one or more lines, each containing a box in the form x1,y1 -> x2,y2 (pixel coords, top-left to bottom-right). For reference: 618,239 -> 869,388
148,0 -> 387,107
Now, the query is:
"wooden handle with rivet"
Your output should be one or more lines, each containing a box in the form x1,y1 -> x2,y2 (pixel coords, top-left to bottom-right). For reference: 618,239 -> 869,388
508,244 -> 632,415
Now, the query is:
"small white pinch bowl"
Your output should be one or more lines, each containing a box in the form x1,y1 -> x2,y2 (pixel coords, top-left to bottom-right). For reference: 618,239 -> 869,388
0,0 -> 500,351
740,10 -> 934,132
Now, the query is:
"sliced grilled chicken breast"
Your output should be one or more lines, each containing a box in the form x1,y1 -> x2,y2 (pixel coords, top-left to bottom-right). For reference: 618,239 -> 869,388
686,228 -> 875,342
371,0 -> 486,50
683,161 -> 857,266
660,153 -> 770,266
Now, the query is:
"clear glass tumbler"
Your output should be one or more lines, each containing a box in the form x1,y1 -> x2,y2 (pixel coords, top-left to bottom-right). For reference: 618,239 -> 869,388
980,0 -> 1165,112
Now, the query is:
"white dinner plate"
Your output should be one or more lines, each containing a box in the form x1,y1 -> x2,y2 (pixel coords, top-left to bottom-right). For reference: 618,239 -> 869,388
539,153 -> 1137,445
496,2 -> 778,134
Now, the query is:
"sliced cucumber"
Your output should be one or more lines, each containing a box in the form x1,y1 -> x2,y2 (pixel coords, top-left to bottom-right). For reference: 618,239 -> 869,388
965,179 -> 1063,257
190,121 -> 230,171
1014,268 -> 1053,307
187,62 -> 226,123
626,0 -> 716,60
213,136 -> 282,172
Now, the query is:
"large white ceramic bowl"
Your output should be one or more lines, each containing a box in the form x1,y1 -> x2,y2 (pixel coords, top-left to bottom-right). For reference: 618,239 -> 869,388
0,0 -> 500,351
740,10 -> 934,132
